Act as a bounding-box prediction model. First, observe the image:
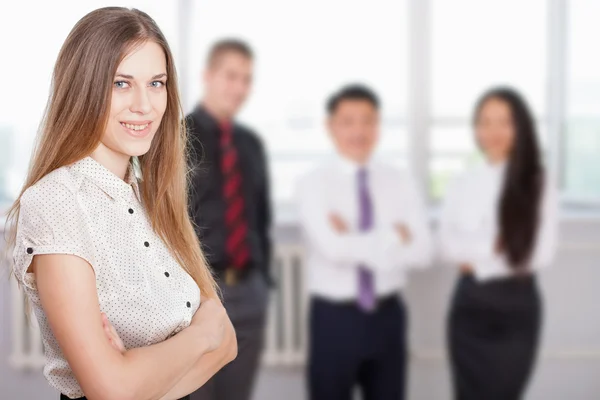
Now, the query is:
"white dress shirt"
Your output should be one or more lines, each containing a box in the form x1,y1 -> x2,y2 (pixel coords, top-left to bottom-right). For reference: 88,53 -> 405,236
13,157 -> 201,398
438,161 -> 559,281
295,156 -> 433,301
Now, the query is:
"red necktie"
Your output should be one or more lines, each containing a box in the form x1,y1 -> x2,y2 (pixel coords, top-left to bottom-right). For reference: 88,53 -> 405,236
220,121 -> 250,270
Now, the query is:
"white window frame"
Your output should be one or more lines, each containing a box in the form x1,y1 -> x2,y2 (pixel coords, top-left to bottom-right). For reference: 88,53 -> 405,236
174,0 -> 590,218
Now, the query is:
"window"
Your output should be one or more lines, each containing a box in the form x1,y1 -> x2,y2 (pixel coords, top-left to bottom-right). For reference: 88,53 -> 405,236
429,0 -> 548,199
187,0 -> 409,208
2,1 -> 600,218
0,1 -> 178,208
563,0 -> 600,203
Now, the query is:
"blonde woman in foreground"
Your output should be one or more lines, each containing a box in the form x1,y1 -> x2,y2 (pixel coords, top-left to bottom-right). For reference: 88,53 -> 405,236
6,7 -> 236,400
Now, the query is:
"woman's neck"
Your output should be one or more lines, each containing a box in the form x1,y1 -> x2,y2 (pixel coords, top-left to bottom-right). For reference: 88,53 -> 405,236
486,153 -> 508,166
90,143 -> 130,180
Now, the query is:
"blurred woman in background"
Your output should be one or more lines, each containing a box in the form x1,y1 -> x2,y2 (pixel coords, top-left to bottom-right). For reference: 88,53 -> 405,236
6,7 -> 236,400
439,87 -> 559,400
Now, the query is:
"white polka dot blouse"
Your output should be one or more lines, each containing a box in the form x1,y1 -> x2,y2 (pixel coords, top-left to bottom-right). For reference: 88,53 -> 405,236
13,156 -> 201,399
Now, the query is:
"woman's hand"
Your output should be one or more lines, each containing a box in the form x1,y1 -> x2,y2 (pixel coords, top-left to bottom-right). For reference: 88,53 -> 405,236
459,263 -> 474,274
495,236 -> 504,254
156,299 -> 237,400
102,296 -> 231,356
102,313 -> 126,354
189,297 -> 229,353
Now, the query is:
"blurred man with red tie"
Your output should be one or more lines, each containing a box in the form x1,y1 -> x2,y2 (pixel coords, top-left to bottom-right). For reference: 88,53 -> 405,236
296,85 -> 433,400
186,39 -> 271,400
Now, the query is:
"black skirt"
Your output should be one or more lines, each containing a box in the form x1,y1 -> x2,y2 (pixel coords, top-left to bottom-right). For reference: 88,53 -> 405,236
448,274 -> 542,400
61,394 -> 190,400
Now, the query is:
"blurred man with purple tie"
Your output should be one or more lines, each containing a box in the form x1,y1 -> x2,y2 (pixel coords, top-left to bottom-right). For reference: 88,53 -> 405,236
296,85 -> 433,400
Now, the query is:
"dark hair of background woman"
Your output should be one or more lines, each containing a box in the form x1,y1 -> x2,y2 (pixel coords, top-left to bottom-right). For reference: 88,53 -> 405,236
474,87 -> 544,269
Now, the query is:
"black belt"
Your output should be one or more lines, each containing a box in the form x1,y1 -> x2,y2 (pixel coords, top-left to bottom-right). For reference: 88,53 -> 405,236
212,262 -> 255,285
313,293 -> 400,310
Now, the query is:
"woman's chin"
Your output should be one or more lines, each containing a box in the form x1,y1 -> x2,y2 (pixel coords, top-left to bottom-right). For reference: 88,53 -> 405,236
124,143 -> 153,157
117,135 -> 156,158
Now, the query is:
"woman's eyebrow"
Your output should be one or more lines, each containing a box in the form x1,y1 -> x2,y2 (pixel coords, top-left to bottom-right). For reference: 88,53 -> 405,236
115,73 -> 134,79
114,73 -> 167,79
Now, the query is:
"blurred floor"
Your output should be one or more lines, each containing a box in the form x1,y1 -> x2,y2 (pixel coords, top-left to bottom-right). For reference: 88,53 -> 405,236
253,358 -> 600,400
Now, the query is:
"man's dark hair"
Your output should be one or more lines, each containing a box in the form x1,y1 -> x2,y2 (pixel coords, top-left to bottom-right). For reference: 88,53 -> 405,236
326,84 -> 380,115
207,38 -> 253,67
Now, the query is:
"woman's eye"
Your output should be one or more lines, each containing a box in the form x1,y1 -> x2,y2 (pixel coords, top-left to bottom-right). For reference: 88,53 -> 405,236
151,81 -> 166,88
114,81 -> 130,89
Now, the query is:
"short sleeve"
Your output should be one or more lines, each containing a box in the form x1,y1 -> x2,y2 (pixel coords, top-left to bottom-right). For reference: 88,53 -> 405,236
13,179 -> 98,292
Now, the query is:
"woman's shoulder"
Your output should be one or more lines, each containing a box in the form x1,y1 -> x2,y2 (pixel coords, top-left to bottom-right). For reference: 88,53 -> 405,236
20,165 -> 83,217
445,166 -> 477,193
439,164 -> 494,209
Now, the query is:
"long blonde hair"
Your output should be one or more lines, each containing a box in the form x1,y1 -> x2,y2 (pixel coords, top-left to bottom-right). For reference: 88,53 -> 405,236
5,7 -> 217,299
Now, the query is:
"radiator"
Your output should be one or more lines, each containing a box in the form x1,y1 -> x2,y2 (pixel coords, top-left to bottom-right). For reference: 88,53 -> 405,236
9,244 -> 308,370
263,244 -> 308,366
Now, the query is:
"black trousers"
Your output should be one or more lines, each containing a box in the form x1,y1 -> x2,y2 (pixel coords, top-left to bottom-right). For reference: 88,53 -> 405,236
308,294 -> 407,400
448,274 -> 542,400
190,268 -> 269,400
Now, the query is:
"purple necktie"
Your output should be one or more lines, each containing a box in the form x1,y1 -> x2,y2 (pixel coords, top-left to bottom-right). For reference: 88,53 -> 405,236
357,168 -> 375,311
